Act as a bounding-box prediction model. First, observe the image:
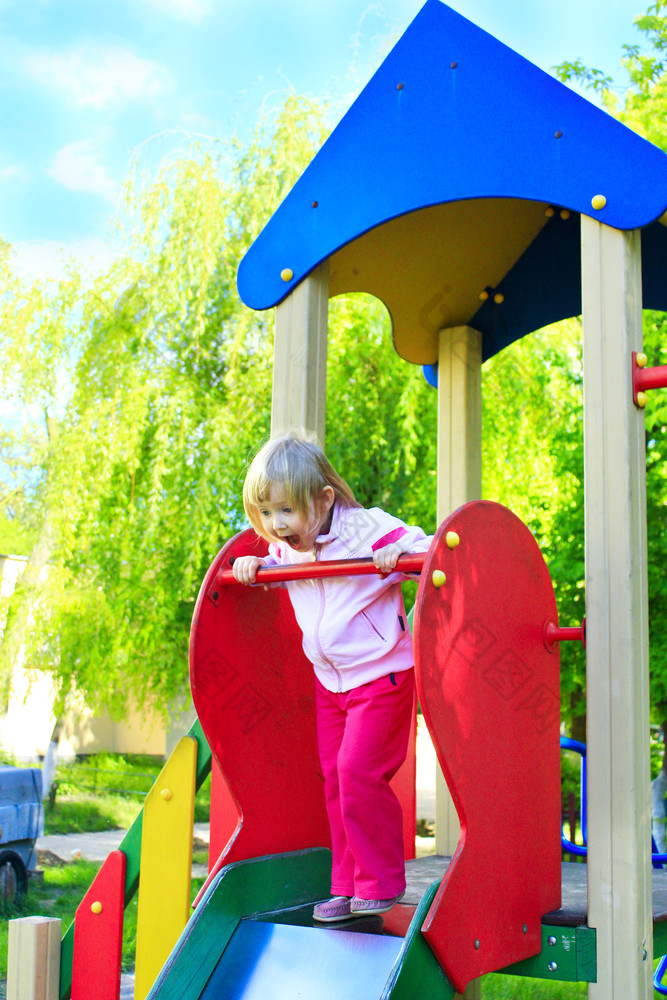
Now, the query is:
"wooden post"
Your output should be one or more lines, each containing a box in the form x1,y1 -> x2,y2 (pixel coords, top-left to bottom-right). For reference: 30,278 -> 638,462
581,216 -> 651,999
271,261 -> 329,444
7,916 -> 61,1000
435,325 -> 482,854
436,325 -> 482,1000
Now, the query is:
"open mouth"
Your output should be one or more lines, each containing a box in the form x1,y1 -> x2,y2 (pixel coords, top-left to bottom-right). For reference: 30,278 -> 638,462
285,535 -> 301,549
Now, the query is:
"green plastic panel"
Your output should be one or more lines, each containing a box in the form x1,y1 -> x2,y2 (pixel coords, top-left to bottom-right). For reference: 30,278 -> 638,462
148,849 -> 332,1000
383,881 -> 454,1000
499,925 -> 596,983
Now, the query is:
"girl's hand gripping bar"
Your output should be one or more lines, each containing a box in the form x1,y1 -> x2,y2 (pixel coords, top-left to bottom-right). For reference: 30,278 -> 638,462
216,552 -> 426,586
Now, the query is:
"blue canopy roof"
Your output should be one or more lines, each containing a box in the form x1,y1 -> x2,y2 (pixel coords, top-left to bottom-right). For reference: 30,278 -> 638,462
237,0 -> 667,364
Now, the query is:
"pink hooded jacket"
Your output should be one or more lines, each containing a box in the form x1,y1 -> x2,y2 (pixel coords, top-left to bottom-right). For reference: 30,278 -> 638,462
262,502 -> 432,692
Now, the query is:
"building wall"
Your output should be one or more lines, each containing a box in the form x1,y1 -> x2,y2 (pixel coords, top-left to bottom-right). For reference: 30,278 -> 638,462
0,554 -> 192,761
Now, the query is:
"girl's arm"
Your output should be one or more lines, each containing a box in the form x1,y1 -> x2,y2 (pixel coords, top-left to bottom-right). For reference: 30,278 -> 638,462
368,510 -> 433,574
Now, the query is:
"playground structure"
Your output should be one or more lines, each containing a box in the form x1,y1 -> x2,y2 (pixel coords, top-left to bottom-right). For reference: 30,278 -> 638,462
10,1 -> 667,998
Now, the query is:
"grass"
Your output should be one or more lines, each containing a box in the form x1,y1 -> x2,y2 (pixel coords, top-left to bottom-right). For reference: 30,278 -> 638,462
44,792 -> 145,834
44,755 -> 211,834
0,859 -> 102,977
483,976 -> 587,997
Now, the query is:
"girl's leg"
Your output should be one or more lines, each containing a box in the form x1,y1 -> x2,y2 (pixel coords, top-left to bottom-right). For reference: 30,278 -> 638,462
314,679 -> 355,896
338,669 -> 414,900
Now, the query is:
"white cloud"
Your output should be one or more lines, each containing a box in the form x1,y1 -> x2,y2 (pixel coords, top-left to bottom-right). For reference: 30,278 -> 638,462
47,140 -> 118,202
11,238 -> 121,282
0,164 -> 22,183
136,0 -> 213,22
22,44 -> 172,110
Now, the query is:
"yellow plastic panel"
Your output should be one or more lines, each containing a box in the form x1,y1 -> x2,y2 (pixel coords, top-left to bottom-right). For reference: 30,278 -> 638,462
329,197 -> 549,365
134,735 -> 197,1000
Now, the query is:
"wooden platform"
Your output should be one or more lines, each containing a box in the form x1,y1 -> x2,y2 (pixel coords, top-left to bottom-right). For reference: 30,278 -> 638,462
405,855 -> 667,929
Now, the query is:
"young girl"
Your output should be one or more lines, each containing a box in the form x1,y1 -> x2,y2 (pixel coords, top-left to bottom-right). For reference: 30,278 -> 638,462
233,432 -> 431,922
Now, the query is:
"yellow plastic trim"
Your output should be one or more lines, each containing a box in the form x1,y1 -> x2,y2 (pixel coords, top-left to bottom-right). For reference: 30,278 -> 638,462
328,197 -> 549,365
134,736 -> 197,1000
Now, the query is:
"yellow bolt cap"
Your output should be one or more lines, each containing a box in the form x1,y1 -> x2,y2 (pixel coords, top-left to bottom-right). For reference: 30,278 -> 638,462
637,391 -> 648,408
445,531 -> 460,549
280,268 -> 294,282
432,570 -> 446,588
161,788 -> 173,801
545,207 -> 555,218
560,209 -> 570,220
636,352 -> 648,368
591,194 -> 606,211
91,901 -> 102,914
479,289 -> 489,301
494,292 -> 504,304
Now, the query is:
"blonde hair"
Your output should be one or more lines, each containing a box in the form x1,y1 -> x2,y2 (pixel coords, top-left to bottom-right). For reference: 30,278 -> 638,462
243,431 -> 360,540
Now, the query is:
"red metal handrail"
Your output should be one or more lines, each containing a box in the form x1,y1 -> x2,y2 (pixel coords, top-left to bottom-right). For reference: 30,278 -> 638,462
544,618 -> 586,650
215,552 -> 426,586
633,351 -> 667,407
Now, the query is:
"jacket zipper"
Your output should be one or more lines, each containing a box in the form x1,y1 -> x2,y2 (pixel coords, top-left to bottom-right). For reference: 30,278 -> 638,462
312,545 -> 343,692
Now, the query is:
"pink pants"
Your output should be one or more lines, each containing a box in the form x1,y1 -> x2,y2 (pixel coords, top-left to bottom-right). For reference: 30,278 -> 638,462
315,668 -> 414,899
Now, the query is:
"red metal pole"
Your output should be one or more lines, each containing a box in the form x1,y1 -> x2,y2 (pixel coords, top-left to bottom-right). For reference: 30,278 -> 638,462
633,351 -> 667,406
215,552 -> 426,586
636,364 -> 667,392
543,618 -> 586,650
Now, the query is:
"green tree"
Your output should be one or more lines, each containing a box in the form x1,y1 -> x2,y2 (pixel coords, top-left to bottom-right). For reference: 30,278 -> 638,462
481,320 -> 586,736
0,95 -> 443,724
0,96 -> 327,718
556,3 -> 667,748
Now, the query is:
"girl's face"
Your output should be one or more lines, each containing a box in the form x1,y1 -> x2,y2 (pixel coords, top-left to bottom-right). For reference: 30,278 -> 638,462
259,484 -> 334,551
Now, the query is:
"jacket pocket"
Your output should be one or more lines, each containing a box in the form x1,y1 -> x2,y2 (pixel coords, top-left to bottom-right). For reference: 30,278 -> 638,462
361,610 -> 386,642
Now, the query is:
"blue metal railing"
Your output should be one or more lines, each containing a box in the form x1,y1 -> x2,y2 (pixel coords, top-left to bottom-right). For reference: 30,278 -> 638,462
560,736 -> 587,857
560,736 -> 667,994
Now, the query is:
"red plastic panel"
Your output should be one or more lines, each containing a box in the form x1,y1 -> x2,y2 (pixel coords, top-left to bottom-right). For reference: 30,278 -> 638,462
72,849 -> 126,1000
414,501 -> 561,994
190,528 -> 418,902
190,529 -> 331,891
204,608 -> 415,876
208,757 -> 240,873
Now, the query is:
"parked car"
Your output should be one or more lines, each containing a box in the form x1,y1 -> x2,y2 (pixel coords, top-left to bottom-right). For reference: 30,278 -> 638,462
0,765 -> 43,902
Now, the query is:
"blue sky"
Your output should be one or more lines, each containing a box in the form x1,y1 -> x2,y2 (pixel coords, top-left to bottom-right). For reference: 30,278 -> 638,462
0,0 -> 648,277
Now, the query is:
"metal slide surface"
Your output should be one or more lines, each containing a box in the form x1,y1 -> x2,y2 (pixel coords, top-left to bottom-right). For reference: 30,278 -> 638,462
200,920 -> 404,1000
